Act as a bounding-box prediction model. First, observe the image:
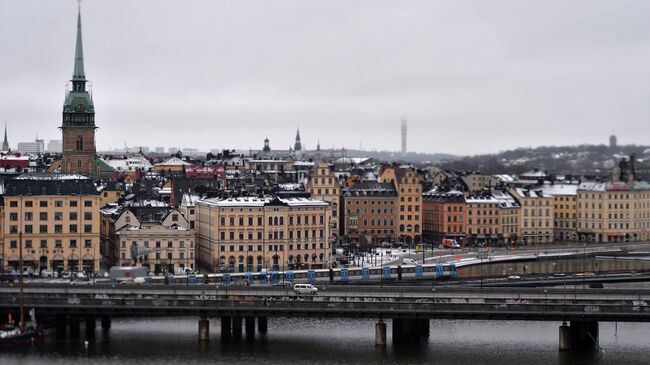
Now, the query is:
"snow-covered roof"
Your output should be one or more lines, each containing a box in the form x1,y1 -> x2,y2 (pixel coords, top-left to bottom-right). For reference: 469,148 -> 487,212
492,190 -> 520,208
465,195 -> 500,204
278,183 -> 302,191
512,187 -> 553,198
539,183 -> 578,196
494,174 -> 514,182
199,196 -> 329,208
102,156 -> 153,171
334,157 -> 372,165
156,157 -> 192,167
0,154 -> 29,161
181,193 -> 201,207
14,173 -> 88,180
578,181 -> 650,192
293,161 -> 315,167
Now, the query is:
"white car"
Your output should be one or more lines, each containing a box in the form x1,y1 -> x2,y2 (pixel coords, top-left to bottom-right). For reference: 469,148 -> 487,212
41,269 -> 55,278
293,284 -> 318,295
402,258 -> 417,265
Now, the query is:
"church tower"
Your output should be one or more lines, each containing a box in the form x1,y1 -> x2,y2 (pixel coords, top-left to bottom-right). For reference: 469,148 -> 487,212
294,129 -> 302,151
60,6 -> 97,176
2,123 -> 9,151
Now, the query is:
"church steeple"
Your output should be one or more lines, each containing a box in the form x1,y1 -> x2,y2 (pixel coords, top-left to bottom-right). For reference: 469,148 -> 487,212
294,129 -> 302,151
2,122 -> 9,151
73,6 -> 85,81
60,4 -> 97,176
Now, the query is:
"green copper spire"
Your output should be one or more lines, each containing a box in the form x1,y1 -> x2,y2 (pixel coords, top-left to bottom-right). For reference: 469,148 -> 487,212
72,6 -> 85,81
62,3 -> 95,126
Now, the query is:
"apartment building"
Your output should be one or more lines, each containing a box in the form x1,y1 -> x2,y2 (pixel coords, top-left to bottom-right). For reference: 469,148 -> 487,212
422,191 -> 466,245
3,174 -> 100,273
341,181 -> 397,244
380,167 -> 423,244
195,196 -> 331,272
306,162 -> 341,239
510,187 -> 555,244
465,194 -> 502,246
576,181 -> 650,243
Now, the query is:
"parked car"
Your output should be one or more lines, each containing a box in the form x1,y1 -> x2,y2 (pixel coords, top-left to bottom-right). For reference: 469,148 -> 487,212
41,269 -> 55,278
60,270 -> 72,279
402,258 -> 417,265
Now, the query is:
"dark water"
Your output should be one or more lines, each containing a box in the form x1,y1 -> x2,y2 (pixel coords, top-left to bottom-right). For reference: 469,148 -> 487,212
1,317 -> 649,364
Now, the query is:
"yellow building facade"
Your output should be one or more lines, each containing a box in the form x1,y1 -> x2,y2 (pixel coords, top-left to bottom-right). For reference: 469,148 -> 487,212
2,174 -> 100,273
577,181 -> 650,242
380,167 -> 422,243
196,196 -> 331,272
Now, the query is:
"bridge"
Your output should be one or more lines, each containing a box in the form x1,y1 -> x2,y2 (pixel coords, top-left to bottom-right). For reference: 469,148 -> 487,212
2,284 -> 650,350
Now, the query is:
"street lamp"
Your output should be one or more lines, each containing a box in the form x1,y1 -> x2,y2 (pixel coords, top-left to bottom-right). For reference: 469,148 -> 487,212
583,242 -> 587,290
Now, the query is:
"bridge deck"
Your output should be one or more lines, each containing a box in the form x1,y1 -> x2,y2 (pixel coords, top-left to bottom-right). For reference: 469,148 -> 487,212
2,285 -> 650,322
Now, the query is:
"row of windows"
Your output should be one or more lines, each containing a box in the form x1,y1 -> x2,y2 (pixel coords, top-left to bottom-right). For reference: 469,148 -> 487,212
355,219 -> 395,227
398,224 -> 420,233
468,228 -> 499,235
9,224 -> 93,234
8,200 -> 93,208
399,186 -> 420,193
468,218 -> 500,225
521,200 -> 552,206
313,188 -> 339,195
121,252 -> 191,261
121,240 -> 193,249
399,196 -> 420,203
523,209 -> 551,217
219,215 -> 325,226
398,214 -> 420,221
467,209 -> 498,215
347,208 -> 395,214
9,239 -> 92,249
219,242 -> 326,252
9,212 -> 92,221
523,220 -> 552,228
348,200 -> 394,206
399,205 -> 420,212
219,229 -> 325,241
358,229 -> 395,235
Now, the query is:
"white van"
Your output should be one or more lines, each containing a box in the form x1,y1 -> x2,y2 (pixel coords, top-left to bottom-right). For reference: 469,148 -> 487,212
402,258 -> 417,265
293,283 -> 318,295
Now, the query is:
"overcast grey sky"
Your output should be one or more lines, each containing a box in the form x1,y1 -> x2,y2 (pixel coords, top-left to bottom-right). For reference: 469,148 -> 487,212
1,0 -> 648,155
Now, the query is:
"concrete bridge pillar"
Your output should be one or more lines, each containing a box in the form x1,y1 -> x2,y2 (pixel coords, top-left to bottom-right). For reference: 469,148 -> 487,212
232,316 -> 243,339
69,315 -> 81,337
221,316 -> 232,340
257,316 -> 268,334
559,323 -> 570,351
101,315 -> 111,330
569,321 -> 599,350
198,318 -> 209,341
245,316 -> 256,338
375,320 -> 387,346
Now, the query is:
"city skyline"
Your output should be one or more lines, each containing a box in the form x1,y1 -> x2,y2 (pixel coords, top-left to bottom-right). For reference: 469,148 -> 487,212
0,1 -> 649,155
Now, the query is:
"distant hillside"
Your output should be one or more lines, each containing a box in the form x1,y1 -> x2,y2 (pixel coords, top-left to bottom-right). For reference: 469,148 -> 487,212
437,144 -> 650,177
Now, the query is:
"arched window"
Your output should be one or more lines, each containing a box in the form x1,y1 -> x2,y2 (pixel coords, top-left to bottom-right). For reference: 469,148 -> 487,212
75,136 -> 83,151
77,160 -> 82,169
